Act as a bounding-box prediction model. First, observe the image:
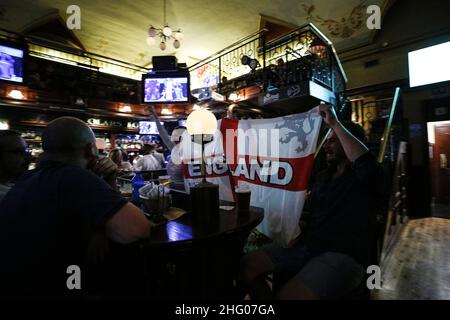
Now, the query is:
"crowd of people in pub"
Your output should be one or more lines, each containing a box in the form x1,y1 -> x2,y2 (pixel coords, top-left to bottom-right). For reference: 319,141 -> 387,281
0,103 -> 382,300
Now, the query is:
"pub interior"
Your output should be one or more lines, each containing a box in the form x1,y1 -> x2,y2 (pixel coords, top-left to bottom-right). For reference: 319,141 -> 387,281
0,0 -> 450,304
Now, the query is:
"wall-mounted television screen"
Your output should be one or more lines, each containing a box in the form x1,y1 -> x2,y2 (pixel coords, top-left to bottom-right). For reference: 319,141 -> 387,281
408,41 -> 450,87
178,119 -> 187,127
0,41 -> 27,84
139,121 -> 164,134
191,87 -> 212,101
142,71 -> 190,104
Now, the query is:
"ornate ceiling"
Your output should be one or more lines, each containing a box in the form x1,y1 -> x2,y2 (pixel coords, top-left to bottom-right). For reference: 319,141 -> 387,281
0,0 -> 392,67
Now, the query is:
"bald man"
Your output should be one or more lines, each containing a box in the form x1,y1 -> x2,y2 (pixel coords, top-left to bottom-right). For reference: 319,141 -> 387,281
0,117 -> 150,299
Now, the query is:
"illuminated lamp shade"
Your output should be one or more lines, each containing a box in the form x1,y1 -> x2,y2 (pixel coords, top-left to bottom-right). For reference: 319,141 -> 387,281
173,39 -> 180,49
186,108 -> 217,135
174,32 -> 183,40
146,36 -> 156,46
163,25 -> 172,37
8,89 -> 25,99
159,41 -> 166,51
148,26 -> 157,37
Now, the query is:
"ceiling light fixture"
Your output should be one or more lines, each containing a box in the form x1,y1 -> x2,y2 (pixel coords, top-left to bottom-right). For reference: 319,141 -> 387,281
146,0 -> 183,51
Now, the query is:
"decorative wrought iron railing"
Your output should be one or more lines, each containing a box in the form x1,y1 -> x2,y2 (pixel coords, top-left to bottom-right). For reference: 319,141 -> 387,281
188,23 -> 347,98
379,140 -> 409,266
188,29 -> 267,91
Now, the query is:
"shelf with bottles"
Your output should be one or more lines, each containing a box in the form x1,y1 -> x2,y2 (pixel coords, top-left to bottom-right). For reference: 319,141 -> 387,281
113,134 -> 160,153
94,132 -> 112,153
19,130 -> 43,159
21,131 -> 42,143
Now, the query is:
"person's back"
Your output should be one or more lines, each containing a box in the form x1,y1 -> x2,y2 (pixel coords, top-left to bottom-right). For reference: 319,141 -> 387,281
134,153 -> 163,171
0,117 -> 150,299
0,161 -> 124,298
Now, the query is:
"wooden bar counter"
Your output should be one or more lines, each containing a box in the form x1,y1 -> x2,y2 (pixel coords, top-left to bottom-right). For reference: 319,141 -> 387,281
141,206 -> 264,299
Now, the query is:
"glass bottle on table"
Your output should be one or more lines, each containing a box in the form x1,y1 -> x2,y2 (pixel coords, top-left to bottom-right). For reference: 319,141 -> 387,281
132,172 -> 145,206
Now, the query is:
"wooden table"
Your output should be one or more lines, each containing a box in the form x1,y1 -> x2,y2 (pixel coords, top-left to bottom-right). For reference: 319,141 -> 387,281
142,206 -> 264,299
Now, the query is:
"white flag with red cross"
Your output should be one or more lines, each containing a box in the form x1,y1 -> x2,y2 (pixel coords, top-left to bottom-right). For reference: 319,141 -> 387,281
181,106 -> 322,246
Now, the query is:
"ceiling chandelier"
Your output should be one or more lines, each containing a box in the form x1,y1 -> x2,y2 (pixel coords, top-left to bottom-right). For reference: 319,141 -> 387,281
146,0 -> 183,51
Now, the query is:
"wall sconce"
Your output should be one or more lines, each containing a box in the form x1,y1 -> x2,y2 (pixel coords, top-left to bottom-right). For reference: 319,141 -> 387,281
8,89 -> 25,100
119,105 -> 132,112
161,107 -> 172,115
74,97 -> 85,106
0,120 -> 10,130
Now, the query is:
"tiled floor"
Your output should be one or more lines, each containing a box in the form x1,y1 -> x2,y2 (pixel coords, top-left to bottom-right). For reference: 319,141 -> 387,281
374,217 -> 450,300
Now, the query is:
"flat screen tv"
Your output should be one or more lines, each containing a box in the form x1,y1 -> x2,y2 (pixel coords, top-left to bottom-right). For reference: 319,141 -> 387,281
0,40 -> 27,84
178,119 -> 187,127
142,70 -> 190,104
408,41 -> 450,87
139,121 -> 164,135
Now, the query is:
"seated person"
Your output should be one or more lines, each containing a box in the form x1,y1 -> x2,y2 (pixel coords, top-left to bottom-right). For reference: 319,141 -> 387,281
108,148 -> 133,171
0,130 -> 31,202
0,117 -> 150,299
134,143 -> 165,171
239,104 -> 383,300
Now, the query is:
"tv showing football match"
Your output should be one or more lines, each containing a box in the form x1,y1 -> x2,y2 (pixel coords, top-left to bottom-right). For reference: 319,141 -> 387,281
142,71 -> 190,104
0,42 -> 26,84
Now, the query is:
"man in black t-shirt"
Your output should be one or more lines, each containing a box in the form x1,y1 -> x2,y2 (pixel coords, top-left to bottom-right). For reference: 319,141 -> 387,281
0,117 -> 150,299
239,104 -> 383,300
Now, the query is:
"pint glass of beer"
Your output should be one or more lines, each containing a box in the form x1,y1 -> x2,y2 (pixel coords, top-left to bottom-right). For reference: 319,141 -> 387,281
158,175 -> 170,185
235,182 -> 251,212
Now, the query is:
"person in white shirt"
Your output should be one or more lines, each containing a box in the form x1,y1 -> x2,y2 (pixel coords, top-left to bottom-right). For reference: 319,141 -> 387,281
134,143 -> 165,171
0,130 -> 30,202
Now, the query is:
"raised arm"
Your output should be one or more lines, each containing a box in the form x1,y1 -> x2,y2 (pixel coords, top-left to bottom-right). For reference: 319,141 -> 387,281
150,105 -> 175,151
319,104 -> 368,162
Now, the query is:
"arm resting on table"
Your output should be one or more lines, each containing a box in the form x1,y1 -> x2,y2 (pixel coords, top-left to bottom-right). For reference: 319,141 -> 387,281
106,202 -> 151,243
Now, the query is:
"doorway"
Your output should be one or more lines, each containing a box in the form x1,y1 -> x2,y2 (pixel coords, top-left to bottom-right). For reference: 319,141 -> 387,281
427,121 -> 450,216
